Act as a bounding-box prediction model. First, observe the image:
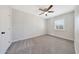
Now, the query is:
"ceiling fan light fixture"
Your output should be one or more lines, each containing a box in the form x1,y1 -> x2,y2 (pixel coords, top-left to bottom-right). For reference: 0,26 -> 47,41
44,12 -> 47,14
44,12 -> 48,16
38,5 -> 54,16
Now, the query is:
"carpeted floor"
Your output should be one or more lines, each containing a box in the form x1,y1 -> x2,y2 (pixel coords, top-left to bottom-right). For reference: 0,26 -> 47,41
6,35 -> 75,54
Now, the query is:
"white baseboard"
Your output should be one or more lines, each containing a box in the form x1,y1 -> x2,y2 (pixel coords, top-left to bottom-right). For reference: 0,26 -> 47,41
0,42 -> 12,54
47,34 -> 74,41
12,34 -> 46,43
13,33 -> 74,43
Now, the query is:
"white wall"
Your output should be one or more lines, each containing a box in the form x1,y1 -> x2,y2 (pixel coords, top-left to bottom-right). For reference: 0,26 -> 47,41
12,9 -> 46,42
74,6 -> 79,54
0,6 -> 12,53
47,12 -> 74,40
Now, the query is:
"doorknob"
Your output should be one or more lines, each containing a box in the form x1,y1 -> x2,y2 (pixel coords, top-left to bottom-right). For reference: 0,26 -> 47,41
1,32 -> 5,34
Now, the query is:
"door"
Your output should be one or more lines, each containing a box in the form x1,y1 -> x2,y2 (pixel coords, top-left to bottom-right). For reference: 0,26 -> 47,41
0,6 -> 12,54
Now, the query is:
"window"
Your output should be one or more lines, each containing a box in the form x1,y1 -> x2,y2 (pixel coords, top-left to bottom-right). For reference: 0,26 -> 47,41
54,19 -> 64,30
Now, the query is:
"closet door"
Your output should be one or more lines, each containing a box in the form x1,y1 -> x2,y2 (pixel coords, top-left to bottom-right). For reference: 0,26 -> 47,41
0,6 -> 12,54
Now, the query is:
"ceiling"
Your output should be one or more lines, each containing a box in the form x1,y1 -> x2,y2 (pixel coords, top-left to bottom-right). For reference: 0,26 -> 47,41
10,5 -> 75,19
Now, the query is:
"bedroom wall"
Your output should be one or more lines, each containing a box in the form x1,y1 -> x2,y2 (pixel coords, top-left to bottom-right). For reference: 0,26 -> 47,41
0,6 -> 12,53
47,11 -> 74,41
74,6 -> 79,54
12,9 -> 46,42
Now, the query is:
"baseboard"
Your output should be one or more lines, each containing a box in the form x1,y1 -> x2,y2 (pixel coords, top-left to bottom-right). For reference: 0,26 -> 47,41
0,42 -> 12,54
12,34 -> 46,43
5,42 -> 12,54
12,34 -> 74,43
47,34 -> 74,42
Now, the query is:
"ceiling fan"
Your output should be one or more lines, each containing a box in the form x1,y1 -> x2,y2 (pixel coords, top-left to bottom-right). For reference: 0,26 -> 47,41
38,5 -> 54,16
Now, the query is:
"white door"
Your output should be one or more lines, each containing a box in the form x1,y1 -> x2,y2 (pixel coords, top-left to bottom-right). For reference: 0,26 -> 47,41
0,6 -> 12,54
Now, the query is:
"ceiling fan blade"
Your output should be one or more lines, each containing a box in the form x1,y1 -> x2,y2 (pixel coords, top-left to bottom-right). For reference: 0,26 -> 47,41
39,12 -> 45,15
39,8 -> 47,12
48,11 -> 54,13
47,5 -> 53,11
39,8 -> 45,11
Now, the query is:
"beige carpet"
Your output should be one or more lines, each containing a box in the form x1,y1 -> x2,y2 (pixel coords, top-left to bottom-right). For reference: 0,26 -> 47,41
6,35 -> 75,54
